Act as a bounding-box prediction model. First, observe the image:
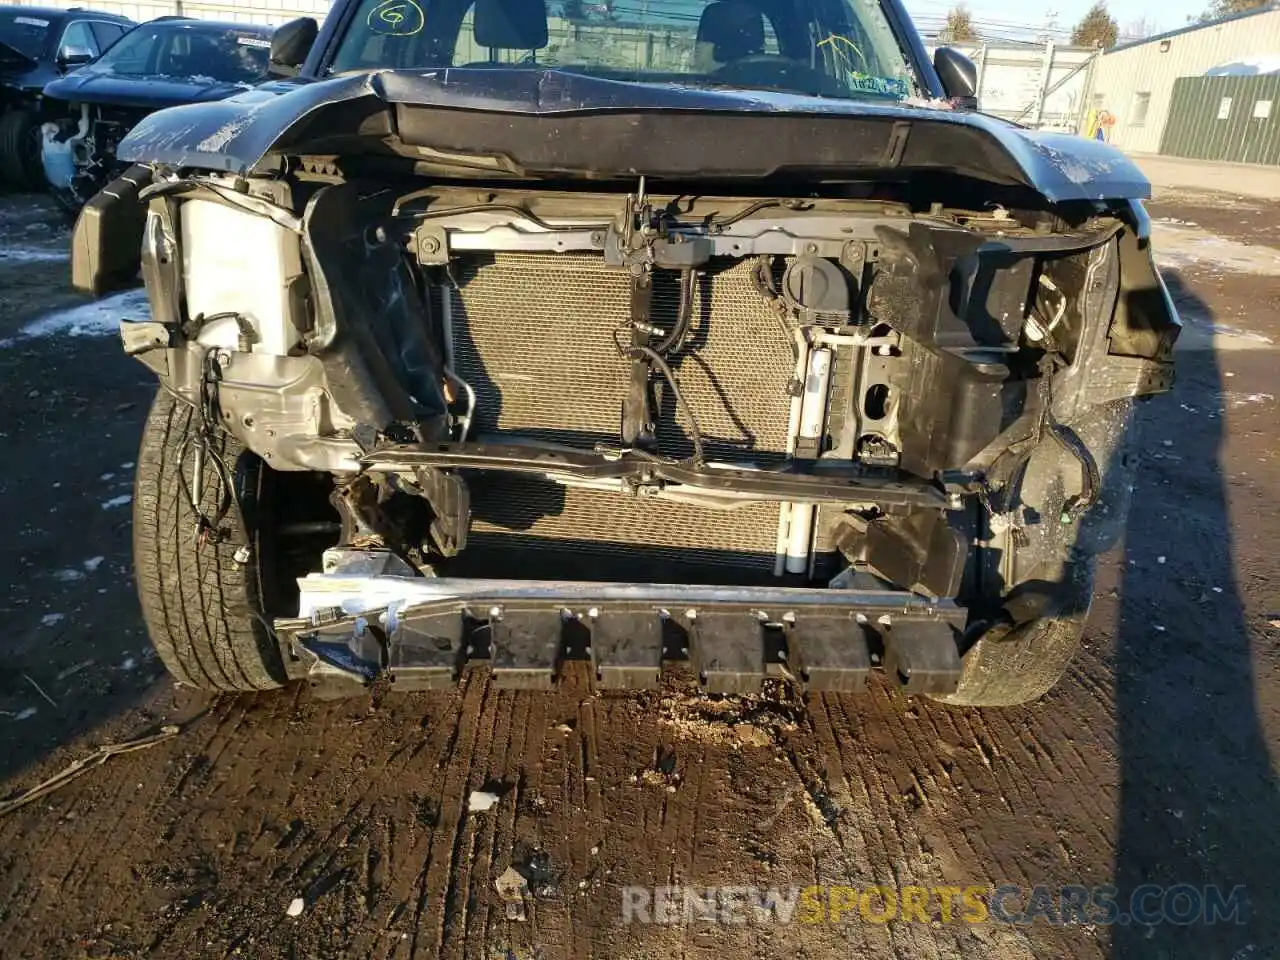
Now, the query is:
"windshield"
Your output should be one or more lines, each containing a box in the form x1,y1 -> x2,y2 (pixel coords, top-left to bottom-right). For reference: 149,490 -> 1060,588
329,0 -> 918,101
0,11 -> 50,59
83,22 -> 272,83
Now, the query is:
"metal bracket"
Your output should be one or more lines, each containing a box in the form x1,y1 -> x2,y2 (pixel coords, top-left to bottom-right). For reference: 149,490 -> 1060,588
119,319 -> 172,356
589,612 -> 664,689
788,617 -> 872,692
489,610 -> 563,689
414,224 -> 450,265
883,620 -> 962,694
388,614 -> 466,691
321,547 -> 418,577
690,613 -> 766,695
295,621 -> 384,699
415,467 -> 470,557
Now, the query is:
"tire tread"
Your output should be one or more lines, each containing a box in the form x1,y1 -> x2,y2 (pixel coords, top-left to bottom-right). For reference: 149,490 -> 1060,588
133,391 -> 285,692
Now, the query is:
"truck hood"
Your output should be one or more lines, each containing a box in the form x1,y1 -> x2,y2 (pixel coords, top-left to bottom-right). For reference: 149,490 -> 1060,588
118,67 -> 1149,204
42,70 -> 254,111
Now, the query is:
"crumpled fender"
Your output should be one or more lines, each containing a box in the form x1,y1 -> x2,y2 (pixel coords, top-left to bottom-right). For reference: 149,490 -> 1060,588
118,67 -> 1149,204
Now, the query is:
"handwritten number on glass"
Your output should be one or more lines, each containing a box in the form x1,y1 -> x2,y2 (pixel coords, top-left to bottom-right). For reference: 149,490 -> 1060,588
368,0 -> 425,36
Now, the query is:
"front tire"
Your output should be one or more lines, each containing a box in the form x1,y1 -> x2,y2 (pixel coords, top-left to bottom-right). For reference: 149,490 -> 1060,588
933,560 -> 1093,707
0,109 -> 44,190
933,397 -> 1138,707
133,390 -> 289,691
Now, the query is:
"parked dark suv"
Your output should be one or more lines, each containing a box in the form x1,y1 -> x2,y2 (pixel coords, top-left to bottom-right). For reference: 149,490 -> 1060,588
74,0 -> 1179,706
0,4 -> 132,187
41,17 -> 274,207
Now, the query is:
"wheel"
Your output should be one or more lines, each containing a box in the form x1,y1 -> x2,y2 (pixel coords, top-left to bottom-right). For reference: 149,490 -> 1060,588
933,559 -> 1093,707
0,108 -> 44,190
133,389 -> 290,691
934,398 -> 1140,707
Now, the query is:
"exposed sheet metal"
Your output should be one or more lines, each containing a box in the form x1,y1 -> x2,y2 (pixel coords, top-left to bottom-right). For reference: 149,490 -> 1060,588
291,572 -> 958,619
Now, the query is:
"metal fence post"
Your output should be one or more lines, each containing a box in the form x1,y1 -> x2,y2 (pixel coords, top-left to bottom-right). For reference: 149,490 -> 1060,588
1076,50 -> 1099,135
1032,40 -> 1055,128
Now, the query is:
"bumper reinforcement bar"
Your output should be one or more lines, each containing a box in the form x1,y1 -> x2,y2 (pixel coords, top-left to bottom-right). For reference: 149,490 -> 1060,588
275,576 -> 966,698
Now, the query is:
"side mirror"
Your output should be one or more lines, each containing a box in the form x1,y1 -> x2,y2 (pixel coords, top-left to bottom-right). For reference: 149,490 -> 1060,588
268,17 -> 318,78
58,45 -> 96,68
933,47 -> 978,109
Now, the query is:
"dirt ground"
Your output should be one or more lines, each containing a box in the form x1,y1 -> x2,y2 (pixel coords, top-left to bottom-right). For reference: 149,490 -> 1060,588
1,185 -> 1278,960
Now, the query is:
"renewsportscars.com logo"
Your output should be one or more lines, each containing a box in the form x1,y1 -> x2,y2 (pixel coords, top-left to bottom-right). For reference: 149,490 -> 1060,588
621,884 -> 1248,927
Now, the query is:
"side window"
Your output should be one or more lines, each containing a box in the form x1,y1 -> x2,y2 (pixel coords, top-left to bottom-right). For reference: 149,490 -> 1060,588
110,30 -> 161,74
91,22 -> 127,53
59,20 -> 100,59
1130,91 -> 1151,127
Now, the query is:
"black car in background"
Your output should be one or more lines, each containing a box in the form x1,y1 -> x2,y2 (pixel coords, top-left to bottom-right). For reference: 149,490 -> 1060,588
0,5 -> 132,187
40,16 -> 273,207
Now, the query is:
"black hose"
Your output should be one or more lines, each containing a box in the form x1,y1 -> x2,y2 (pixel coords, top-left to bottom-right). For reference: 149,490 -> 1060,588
652,268 -> 695,355
708,198 -> 788,229
625,344 -> 707,465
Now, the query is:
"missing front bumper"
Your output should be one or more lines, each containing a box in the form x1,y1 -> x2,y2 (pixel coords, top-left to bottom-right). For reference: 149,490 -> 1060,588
275,575 -> 967,699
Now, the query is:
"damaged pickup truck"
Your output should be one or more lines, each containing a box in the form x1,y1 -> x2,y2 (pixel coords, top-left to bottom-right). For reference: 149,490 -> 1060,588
0,5 -> 132,187
73,0 -> 1179,705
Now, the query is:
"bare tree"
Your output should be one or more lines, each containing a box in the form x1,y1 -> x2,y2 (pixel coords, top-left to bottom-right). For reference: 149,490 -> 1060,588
939,5 -> 978,43
1119,15 -> 1158,40
1202,0 -> 1269,20
1071,1 -> 1120,48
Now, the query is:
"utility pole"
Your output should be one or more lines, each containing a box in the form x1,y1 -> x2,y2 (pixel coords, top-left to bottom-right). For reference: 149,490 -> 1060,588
1039,8 -> 1059,43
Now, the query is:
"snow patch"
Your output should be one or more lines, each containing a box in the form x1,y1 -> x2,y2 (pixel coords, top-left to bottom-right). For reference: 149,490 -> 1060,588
1206,56 -> 1280,76
84,556 -> 105,573
0,289 -> 150,348
1226,392 -> 1275,407
101,494 -> 133,510
41,613 -> 65,627
0,248 -> 69,264
1153,223 -> 1280,277
53,568 -> 86,583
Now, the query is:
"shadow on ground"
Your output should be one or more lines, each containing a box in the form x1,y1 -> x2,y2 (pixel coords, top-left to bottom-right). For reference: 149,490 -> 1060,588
0,257 -> 161,786
1111,270 -> 1279,958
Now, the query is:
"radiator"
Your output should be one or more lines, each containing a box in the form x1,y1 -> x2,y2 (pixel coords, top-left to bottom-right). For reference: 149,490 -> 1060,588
444,252 -> 814,579
448,252 -> 795,458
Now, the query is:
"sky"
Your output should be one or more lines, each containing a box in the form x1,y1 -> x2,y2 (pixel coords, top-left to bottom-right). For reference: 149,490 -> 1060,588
903,0 -> 1209,43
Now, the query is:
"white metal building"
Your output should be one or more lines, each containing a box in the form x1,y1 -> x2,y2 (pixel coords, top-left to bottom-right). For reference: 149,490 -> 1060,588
1086,6 -> 1280,154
